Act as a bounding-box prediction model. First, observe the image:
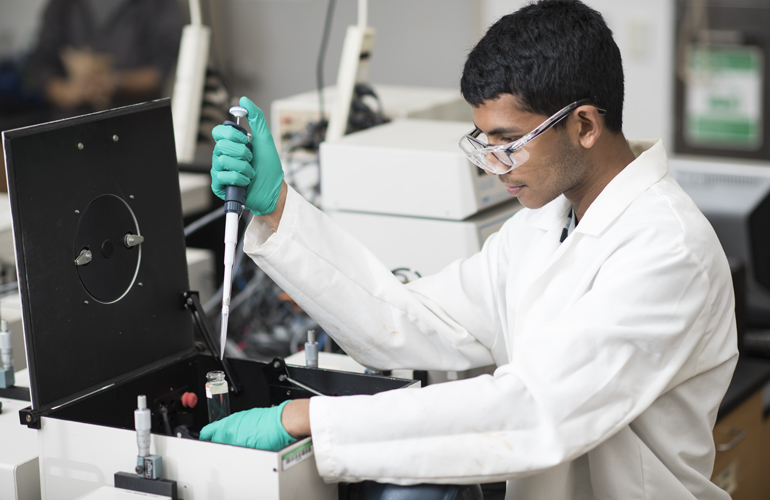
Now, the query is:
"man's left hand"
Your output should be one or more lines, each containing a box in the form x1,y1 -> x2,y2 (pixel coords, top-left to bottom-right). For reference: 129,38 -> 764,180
199,400 -> 297,451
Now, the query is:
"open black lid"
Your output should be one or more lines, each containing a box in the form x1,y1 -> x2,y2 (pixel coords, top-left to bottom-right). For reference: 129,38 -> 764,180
2,100 -> 194,411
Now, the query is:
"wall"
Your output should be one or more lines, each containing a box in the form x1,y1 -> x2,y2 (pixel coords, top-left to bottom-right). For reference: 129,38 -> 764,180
0,0 -> 48,59
212,0 -> 484,123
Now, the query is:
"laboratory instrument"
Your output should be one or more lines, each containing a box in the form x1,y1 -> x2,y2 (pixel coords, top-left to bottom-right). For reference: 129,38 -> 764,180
0,320 -> 14,388
113,395 -> 178,498
320,119 -> 513,219
326,0 -> 375,141
305,330 -> 319,369
0,393 -> 40,500
271,84 -> 470,152
670,157 -> 770,328
3,100 -> 417,500
172,0 -> 210,164
205,370 -> 231,423
329,203 -> 520,277
320,119 -> 522,276
220,105 -> 253,360
134,395 -> 163,479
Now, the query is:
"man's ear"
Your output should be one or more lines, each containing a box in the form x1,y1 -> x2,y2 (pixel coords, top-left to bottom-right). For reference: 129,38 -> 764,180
573,105 -> 603,149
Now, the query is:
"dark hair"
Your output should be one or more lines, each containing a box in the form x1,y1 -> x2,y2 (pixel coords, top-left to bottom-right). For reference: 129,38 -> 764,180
460,0 -> 624,133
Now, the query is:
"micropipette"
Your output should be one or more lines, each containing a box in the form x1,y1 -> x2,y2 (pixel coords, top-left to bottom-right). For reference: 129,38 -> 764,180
220,106 -> 252,359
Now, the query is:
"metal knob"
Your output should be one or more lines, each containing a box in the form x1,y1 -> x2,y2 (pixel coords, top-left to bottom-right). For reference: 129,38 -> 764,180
74,249 -> 92,266
124,234 -> 144,248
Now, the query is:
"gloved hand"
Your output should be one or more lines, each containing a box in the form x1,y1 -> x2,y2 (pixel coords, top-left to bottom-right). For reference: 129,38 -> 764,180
211,96 -> 284,216
199,400 -> 297,451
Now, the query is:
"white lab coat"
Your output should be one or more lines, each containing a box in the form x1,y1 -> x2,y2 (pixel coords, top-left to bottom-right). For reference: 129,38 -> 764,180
244,139 -> 738,500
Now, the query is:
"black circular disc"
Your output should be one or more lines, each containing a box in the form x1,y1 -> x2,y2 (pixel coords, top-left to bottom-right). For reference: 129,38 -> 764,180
74,195 -> 141,303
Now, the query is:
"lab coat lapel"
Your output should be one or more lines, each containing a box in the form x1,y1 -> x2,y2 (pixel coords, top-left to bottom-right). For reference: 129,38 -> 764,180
515,197 -> 571,310
514,139 -> 670,333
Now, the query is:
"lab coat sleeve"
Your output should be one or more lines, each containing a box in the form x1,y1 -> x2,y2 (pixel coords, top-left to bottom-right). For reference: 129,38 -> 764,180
243,186 -> 499,371
308,228 -> 730,483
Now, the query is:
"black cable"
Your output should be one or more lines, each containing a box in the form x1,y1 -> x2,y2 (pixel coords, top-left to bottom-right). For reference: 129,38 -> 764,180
316,0 -> 337,127
159,407 -> 173,435
183,207 -> 226,237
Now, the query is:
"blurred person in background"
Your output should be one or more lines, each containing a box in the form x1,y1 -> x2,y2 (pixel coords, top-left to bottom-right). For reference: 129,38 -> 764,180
27,0 -> 184,118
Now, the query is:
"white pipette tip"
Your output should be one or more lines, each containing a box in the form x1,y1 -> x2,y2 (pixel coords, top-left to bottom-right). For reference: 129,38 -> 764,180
220,306 -> 229,360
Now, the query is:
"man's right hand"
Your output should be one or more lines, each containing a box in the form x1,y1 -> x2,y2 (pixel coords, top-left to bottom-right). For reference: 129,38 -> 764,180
211,96 -> 285,216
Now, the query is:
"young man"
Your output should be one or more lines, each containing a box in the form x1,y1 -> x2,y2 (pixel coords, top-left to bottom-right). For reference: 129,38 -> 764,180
204,1 -> 737,498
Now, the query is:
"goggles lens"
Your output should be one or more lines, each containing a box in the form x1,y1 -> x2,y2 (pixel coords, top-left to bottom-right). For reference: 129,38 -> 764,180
459,98 -> 604,176
459,132 -> 531,175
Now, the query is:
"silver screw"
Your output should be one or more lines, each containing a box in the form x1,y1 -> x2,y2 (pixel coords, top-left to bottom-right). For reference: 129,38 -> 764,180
286,390 -> 291,396
75,210 -> 80,214
77,143 -> 84,150
130,195 -> 135,199
138,283 -> 143,287
84,301 -> 89,304
25,415 -> 31,423
113,135 -> 119,142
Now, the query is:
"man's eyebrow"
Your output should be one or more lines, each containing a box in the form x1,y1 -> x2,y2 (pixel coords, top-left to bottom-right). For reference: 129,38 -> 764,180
473,124 -> 523,137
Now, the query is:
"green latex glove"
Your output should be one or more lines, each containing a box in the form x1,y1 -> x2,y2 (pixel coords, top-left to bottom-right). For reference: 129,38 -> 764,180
211,96 -> 285,216
199,400 -> 297,451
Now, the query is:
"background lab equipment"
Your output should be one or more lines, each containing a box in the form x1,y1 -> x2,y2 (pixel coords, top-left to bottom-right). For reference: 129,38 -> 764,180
1,99 -> 416,499
320,119 -> 522,276
0,369 -> 40,500
670,157 -> 770,329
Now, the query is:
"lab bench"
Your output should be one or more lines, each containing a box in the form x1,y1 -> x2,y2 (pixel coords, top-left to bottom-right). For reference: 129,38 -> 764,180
712,355 -> 770,499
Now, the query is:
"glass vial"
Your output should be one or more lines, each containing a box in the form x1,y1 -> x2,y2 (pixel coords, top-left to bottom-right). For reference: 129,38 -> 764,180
205,371 -> 231,423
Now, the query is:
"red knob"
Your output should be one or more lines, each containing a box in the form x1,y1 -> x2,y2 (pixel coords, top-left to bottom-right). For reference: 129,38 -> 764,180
181,392 -> 198,408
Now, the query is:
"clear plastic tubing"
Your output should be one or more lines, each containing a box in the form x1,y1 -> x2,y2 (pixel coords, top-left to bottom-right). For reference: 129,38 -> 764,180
205,371 -> 231,423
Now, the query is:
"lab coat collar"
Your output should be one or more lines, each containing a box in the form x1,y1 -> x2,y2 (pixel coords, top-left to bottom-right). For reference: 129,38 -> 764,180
576,139 -> 667,237
527,139 -> 667,235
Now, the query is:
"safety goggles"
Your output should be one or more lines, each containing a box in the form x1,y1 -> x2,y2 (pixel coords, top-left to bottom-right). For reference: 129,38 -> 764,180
459,98 -> 606,175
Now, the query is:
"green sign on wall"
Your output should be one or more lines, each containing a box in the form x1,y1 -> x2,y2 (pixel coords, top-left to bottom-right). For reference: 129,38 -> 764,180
685,45 -> 764,150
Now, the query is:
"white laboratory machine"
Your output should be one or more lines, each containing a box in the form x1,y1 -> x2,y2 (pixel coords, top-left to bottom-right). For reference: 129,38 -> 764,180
271,85 -> 472,152
0,369 -> 40,500
1,100 -> 416,500
320,119 -> 522,276
670,157 -> 770,325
